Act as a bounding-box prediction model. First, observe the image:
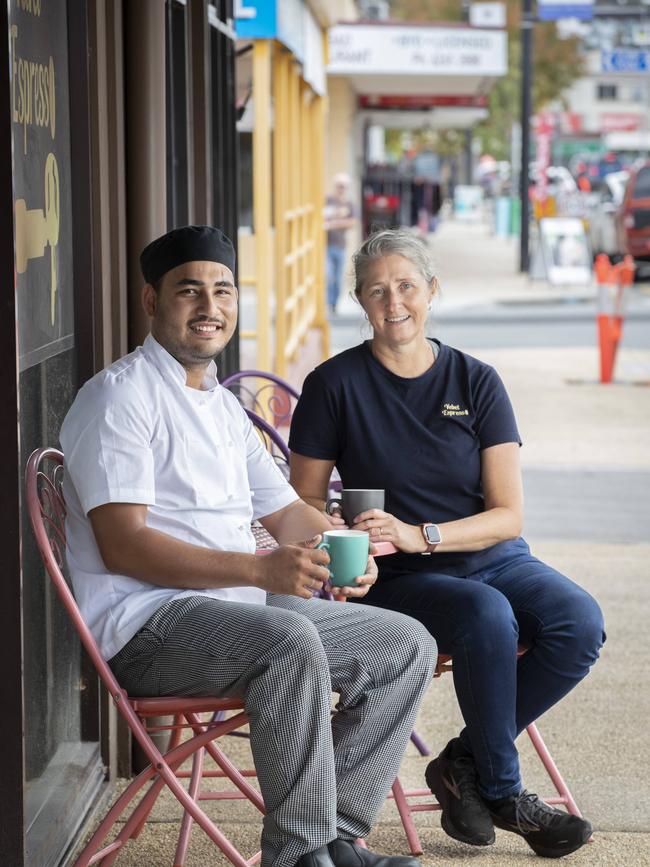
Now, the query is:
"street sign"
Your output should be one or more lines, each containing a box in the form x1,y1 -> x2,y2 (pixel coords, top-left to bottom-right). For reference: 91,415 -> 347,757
537,0 -> 594,20
601,50 -> 649,73
469,3 -> 506,27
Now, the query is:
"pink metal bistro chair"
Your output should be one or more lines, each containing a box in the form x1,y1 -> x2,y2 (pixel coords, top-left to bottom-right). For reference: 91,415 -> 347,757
389,648 -> 587,856
26,448 -> 264,867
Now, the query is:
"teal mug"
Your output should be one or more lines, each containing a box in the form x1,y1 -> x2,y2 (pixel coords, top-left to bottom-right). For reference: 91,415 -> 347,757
316,530 -> 370,587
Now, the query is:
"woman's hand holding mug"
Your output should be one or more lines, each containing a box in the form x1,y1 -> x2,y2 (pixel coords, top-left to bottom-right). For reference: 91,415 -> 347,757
351,508 -> 428,554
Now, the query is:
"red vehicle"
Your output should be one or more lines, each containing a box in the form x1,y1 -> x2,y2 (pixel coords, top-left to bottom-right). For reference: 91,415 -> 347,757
616,161 -> 650,265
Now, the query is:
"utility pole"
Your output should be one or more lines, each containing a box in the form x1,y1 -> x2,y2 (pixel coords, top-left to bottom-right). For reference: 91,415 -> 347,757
519,0 -> 534,272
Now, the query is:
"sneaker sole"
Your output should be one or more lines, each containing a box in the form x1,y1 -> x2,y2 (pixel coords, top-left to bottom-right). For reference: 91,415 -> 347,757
491,815 -> 592,859
425,760 -> 495,847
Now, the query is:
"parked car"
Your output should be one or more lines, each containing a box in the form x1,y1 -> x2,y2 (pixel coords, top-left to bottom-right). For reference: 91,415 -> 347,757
616,161 -> 650,265
587,170 -> 628,258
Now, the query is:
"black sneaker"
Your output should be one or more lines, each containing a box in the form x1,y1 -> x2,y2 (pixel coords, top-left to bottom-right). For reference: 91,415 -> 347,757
425,738 -> 495,846
487,789 -> 592,858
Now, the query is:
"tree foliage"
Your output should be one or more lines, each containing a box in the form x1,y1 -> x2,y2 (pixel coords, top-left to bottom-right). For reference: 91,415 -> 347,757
388,0 -> 585,160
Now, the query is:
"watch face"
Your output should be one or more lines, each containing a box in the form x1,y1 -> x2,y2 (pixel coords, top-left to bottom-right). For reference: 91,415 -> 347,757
424,524 -> 442,544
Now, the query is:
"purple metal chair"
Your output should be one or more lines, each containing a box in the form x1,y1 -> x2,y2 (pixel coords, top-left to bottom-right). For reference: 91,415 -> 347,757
245,409 -> 292,552
222,370 -> 299,432
224,370 -> 341,492
245,407 -> 290,477
26,448 -> 265,867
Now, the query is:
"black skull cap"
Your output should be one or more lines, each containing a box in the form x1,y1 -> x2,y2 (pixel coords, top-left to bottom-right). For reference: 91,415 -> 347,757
140,225 -> 236,285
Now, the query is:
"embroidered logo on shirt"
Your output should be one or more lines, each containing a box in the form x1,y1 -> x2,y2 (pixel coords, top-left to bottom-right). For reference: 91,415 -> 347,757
442,403 -> 469,417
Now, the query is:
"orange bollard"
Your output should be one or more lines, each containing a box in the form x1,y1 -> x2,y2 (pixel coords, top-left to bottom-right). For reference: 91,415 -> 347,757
597,315 -> 621,383
594,254 -> 632,383
593,253 -> 613,287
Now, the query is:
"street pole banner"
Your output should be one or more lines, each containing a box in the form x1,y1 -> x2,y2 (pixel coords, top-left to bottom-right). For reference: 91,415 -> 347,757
537,0 -> 594,20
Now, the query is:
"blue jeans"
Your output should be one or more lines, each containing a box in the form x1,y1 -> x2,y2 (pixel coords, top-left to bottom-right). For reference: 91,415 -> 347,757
360,539 -> 605,799
326,245 -> 346,310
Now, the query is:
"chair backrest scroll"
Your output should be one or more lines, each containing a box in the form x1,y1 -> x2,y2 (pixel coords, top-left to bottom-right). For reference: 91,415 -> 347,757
25,447 -> 125,699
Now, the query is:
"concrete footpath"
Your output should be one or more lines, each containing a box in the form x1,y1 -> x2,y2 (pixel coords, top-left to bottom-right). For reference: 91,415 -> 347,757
73,219 -> 650,865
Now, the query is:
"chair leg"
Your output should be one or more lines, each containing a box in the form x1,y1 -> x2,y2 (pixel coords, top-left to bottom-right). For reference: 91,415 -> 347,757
174,745 -> 205,867
391,778 -> 423,856
201,739 -> 266,811
75,764 -> 161,867
387,727 -> 584,858
187,712 -> 265,813
409,730 -> 431,757
76,712 -> 255,867
130,715 -> 185,842
525,722 -> 583,817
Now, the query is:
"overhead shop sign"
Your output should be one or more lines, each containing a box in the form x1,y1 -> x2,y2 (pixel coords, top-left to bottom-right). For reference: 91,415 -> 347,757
235,0 -> 325,95
601,50 -> 649,73
537,0 -> 593,20
328,25 -> 507,77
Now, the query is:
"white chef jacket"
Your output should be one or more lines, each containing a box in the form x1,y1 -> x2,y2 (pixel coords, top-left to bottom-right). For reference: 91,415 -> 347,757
60,334 -> 299,660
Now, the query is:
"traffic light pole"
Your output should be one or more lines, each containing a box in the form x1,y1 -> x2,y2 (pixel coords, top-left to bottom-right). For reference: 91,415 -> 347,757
519,0 -> 533,272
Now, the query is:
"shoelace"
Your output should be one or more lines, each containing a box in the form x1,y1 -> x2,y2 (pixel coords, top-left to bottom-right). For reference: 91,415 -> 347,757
513,791 -> 564,834
453,756 -> 485,806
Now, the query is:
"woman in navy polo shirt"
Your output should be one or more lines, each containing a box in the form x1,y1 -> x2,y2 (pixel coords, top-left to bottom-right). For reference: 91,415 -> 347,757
289,228 -> 603,860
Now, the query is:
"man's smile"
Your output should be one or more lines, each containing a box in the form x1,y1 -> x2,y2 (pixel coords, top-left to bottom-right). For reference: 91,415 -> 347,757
189,321 -> 224,335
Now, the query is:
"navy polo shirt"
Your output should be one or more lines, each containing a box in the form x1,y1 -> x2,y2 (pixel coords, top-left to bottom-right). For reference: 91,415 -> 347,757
289,340 -> 523,578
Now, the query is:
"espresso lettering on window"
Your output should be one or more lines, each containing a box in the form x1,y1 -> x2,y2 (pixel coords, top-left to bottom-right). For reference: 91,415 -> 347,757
16,0 -> 43,17
9,23 -> 56,153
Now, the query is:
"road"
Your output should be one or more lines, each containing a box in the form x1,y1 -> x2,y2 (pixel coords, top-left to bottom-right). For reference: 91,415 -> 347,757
331,296 -> 650,353
333,315 -> 650,352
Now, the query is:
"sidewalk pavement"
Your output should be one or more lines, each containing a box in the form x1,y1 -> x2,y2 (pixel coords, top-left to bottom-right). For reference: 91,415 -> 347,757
335,218 -> 650,316
74,217 -> 650,865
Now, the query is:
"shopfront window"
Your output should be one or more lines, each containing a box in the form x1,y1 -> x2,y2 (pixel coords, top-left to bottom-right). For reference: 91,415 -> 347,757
10,1 -> 102,862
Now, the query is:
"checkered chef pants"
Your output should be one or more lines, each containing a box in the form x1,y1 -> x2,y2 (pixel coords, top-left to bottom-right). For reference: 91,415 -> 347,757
109,593 -> 437,867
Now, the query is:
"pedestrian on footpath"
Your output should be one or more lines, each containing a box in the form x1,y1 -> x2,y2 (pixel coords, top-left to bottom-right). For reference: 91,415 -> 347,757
60,225 -> 437,867
289,228 -> 605,860
324,173 -> 357,315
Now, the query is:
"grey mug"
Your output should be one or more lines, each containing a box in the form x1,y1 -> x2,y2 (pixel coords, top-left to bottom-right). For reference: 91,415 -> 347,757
326,489 -> 385,526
